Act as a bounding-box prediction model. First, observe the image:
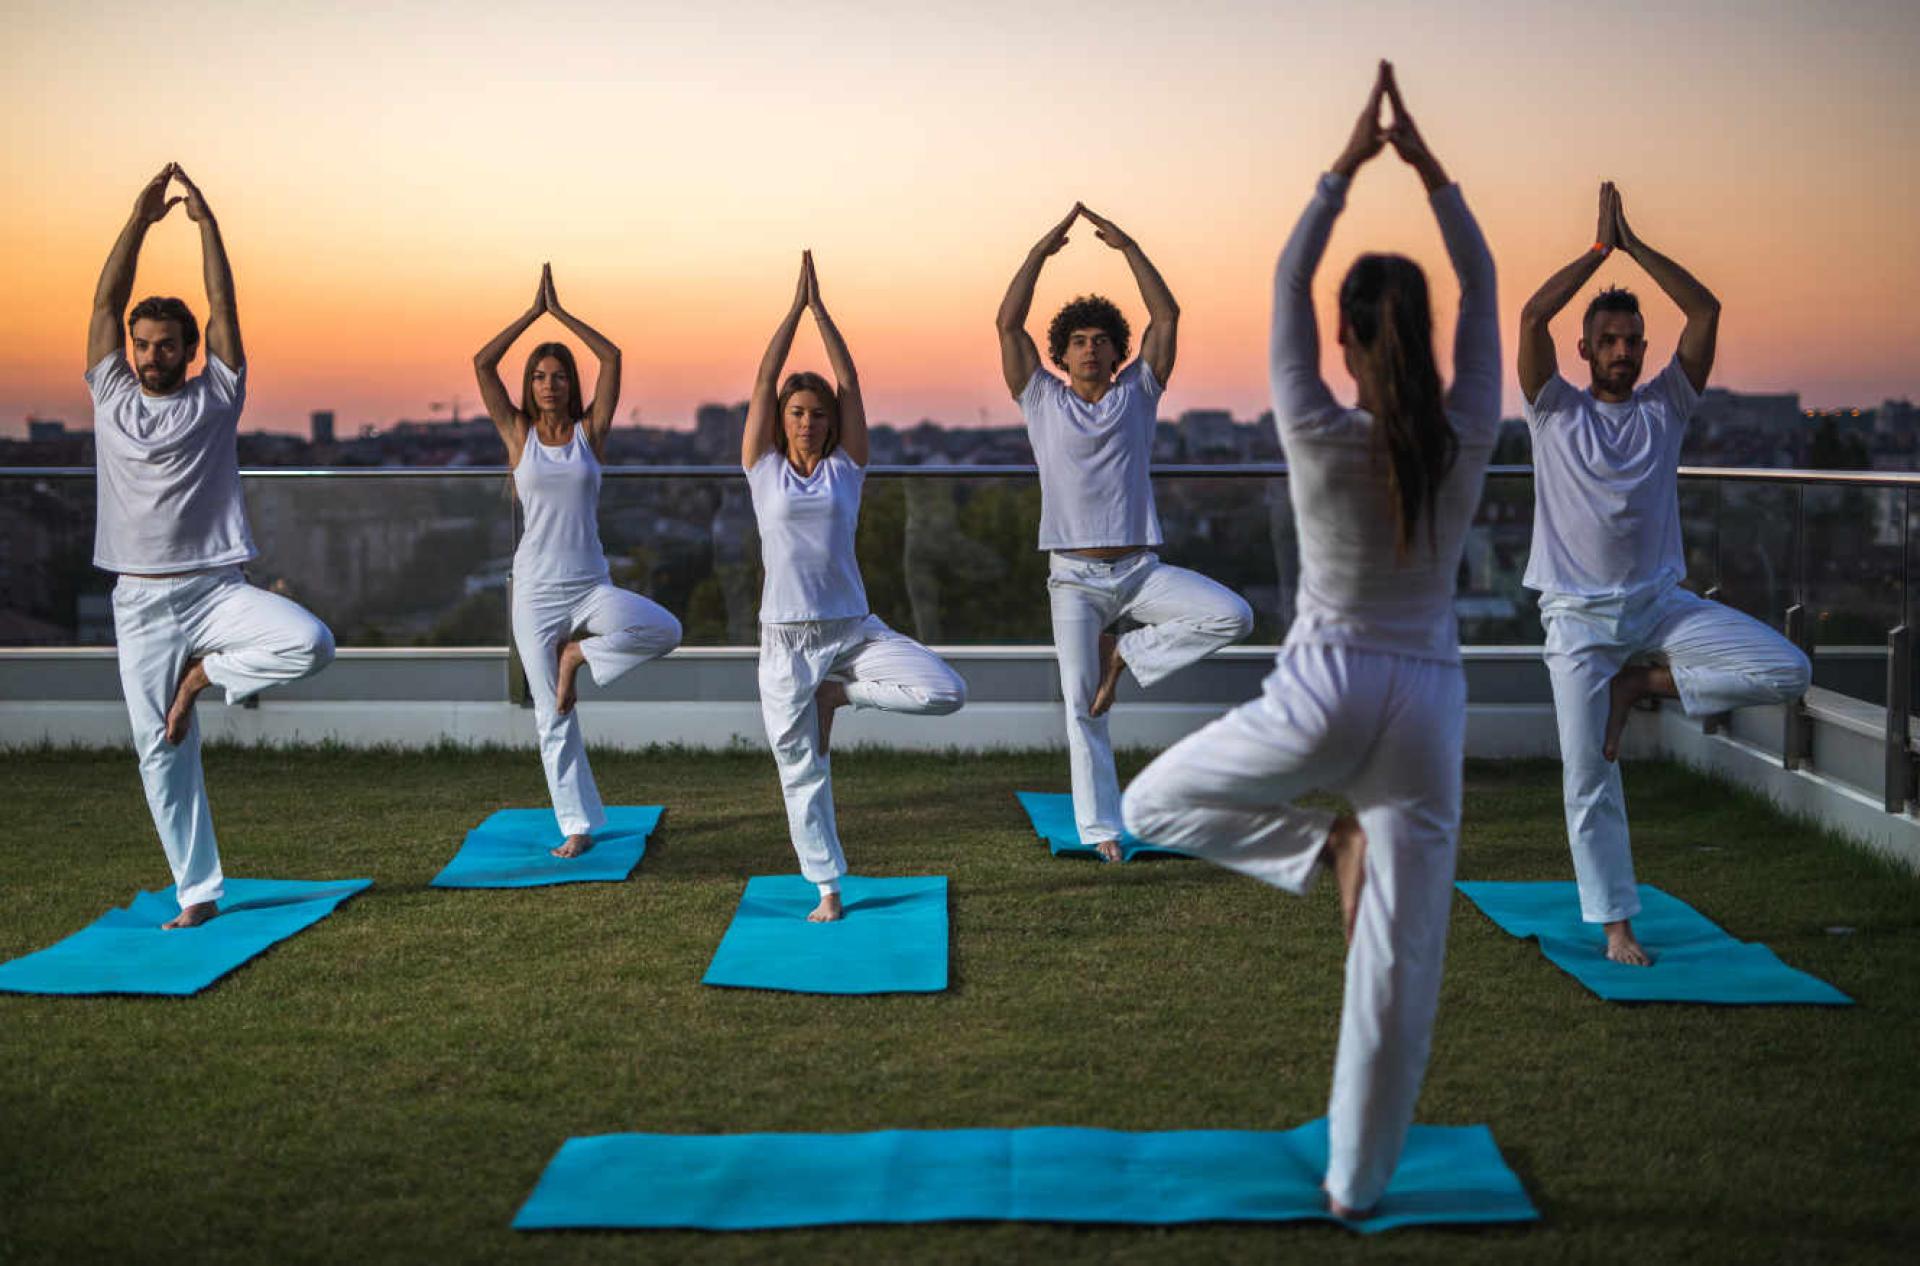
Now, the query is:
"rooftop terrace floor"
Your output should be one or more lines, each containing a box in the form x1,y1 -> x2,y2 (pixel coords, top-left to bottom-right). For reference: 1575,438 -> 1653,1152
2,748 -> 1916,1264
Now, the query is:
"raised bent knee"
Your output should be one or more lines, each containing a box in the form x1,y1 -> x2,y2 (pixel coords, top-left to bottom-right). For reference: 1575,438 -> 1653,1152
1216,593 -> 1255,643
1777,646 -> 1812,699
298,621 -> 336,677
923,672 -> 967,716
1120,776 -> 1173,842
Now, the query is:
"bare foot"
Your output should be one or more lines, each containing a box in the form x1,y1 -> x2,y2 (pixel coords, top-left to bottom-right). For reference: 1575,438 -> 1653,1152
1327,1191 -> 1368,1220
808,891 -> 844,923
1089,633 -> 1126,718
1090,838 -> 1123,864
815,679 -> 849,755
161,901 -> 217,930
1323,815 -> 1368,945
164,658 -> 211,746
1602,664 -> 1675,761
1604,919 -> 1653,966
554,639 -> 587,715
550,833 -> 593,859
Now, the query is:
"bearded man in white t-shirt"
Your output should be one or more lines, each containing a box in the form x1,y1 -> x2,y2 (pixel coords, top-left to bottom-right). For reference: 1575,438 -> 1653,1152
86,164 -> 336,929
1517,182 -> 1810,966
997,204 -> 1254,863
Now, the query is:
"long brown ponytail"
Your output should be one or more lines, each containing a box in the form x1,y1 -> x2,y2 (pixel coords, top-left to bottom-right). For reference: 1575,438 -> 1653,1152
1339,254 -> 1456,559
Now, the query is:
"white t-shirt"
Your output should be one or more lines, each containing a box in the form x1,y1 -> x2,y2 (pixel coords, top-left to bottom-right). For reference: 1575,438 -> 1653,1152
1522,356 -> 1700,599
747,448 -> 869,623
88,352 -> 256,576
512,426 -> 611,585
1019,360 -> 1165,551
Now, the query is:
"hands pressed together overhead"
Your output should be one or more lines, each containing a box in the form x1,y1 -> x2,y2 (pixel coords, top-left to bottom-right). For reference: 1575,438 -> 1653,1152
1333,61 -> 1449,192
133,163 -> 213,225
1593,181 -> 1641,256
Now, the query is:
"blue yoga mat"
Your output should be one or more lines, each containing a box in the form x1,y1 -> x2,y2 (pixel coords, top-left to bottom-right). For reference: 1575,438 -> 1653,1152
1457,881 -> 1851,1005
0,877 -> 372,997
1014,791 -> 1186,862
513,1118 -> 1537,1233
430,806 -> 663,888
702,875 -> 948,995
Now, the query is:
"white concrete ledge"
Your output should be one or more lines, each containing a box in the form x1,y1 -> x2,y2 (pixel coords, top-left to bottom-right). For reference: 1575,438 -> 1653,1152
1653,705 -> 1920,873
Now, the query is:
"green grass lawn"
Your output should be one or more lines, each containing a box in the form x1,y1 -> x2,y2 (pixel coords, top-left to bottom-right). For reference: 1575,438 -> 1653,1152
1,746 -> 1915,1264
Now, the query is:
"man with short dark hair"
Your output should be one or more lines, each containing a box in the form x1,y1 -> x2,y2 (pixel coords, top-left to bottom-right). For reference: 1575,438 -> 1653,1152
1518,183 -> 1810,965
87,164 -> 336,928
997,204 -> 1253,861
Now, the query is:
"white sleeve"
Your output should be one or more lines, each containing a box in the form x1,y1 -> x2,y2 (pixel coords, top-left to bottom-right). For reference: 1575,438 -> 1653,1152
1654,354 -> 1701,419
200,354 -> 248,415
1269,174 -> 1347,434
1017,367 -> 1059,426
1432,184 -> 1501,443
1523,374 -> 1578,430
84,352 -> 137,409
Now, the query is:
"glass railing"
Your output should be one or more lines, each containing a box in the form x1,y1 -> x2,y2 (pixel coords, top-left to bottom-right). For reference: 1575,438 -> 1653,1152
3,465 -> 1914,712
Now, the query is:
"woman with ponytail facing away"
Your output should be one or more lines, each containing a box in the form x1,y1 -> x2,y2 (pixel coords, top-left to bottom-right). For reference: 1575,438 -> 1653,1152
1121,61 -> 1498,1219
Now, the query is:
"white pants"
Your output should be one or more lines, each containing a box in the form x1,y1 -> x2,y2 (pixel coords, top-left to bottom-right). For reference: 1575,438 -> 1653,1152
511,578 -> 683,837
1541,582 -> 1810,923
758,614 -> 966,891
1048,551 -> 1253,846
111,567 -> 336,909
1122,643 -> 1465,1213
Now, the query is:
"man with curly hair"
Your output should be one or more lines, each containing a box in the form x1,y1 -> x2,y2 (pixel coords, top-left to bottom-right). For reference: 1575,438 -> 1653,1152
86,164 -> 336,928
997,203 -> 1253,862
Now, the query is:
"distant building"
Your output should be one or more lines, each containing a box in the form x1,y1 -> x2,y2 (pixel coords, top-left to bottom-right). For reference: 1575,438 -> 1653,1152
1178,408 -> 1238,460
26,417 -> 65,443
693,403 -> 746,463
310,410 -> 335,445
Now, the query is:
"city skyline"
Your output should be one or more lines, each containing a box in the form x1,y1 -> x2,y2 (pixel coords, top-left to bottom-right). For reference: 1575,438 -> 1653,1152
4,1 -> 1917,439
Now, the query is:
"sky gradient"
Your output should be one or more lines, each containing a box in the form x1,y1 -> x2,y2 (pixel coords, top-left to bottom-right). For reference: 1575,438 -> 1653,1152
3,0 -> 1916,437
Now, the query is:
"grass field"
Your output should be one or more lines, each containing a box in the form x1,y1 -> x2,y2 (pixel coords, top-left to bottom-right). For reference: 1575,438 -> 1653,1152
2,746 -> 1916,1264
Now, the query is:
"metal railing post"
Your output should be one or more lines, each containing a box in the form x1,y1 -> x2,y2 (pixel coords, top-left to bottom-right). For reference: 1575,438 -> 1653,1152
1784,604 -> 1813,770
1702,586 -> 1730,734
1889,625 -> 1914,814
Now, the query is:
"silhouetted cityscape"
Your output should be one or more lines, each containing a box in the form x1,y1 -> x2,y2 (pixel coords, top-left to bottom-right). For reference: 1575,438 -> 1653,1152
6,387 -> 1917,471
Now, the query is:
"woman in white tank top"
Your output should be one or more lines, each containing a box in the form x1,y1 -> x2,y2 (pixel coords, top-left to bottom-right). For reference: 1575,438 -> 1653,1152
475,265 -> 683,858
744,252 -> 967,923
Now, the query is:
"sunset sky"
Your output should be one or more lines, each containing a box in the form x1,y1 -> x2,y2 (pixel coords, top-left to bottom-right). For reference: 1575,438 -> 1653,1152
2,0 -> 1916,438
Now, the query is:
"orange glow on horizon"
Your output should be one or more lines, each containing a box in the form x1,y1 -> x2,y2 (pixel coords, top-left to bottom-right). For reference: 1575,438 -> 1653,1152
4,2 -> 1917,437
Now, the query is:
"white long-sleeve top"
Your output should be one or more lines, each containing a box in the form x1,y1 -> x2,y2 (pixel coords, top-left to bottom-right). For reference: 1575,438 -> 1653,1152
1269,172 -> 1501,663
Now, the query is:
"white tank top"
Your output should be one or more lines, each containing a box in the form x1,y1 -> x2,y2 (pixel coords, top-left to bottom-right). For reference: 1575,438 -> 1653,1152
746,449 -> 868,623
512,426 -> 610,585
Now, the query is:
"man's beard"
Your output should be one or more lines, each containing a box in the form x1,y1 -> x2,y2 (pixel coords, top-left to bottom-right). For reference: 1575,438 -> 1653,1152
139,362 -> 187,393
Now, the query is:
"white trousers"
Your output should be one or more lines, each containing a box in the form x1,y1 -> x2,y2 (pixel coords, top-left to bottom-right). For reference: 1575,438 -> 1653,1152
511,578 -> 683,837
111,566 -> 336,909
1541,582 -> 1810,923
758,614 -> 966,891
1122,643 -> 1465,1213
1048,551 -> 1254,845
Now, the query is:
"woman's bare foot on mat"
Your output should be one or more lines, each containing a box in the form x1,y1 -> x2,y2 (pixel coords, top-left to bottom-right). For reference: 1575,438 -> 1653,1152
555,639 -> 587,715
1090,633 -> 1126,717
1604,919 -> 1652,966
550,833 -> 593,859
1602,664 -> 1674,761
162,901 -> 217,930
815,679 -> 849,755
1327,1190 -> 1368,1220
1091,838 -> 1123,864
164,659 -> 211,746
809,891 -> 844,923
1323,815 -> 1368,944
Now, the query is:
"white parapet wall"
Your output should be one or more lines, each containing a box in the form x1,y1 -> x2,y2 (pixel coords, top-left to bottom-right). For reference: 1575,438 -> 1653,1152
6,644 -> 1914,872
